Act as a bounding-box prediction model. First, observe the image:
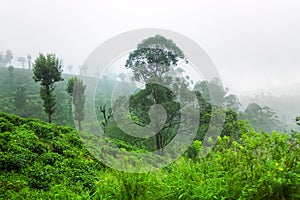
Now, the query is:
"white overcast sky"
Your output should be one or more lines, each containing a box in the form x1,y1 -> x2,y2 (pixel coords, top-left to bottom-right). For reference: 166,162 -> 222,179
1,0 -> 300,96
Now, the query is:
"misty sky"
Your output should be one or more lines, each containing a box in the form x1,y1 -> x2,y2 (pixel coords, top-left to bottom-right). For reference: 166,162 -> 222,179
1,0 -> 300,96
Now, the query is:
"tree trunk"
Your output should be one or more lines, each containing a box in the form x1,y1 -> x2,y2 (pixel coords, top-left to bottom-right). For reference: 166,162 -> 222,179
156,132 -> 164,156
78,120 -> 82,131
48,113 -> 51,123
9,74 -> 13,89
156,134 -> 161,155
159,134 -> 164,156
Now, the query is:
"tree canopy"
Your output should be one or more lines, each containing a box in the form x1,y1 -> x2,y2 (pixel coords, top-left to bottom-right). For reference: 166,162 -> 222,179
66,77 -> 86,130
33,53 -> 63,123
125,35 -> 186,83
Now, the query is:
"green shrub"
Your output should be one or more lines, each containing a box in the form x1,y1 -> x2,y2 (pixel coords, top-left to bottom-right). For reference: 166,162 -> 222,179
0,117 -> 14,132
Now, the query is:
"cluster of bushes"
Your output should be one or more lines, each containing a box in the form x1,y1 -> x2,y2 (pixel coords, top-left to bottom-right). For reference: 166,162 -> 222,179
0,112 -> 104,199
89,131 -> 299,200
0,112 -> 299,199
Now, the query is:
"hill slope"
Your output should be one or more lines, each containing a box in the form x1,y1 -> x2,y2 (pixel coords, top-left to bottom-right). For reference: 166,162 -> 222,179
0,67 -> 75,126
1,112 -> 299,199
0,112 -> 104,199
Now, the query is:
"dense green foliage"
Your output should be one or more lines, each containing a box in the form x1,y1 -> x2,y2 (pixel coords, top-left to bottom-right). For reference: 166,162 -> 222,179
122,35 -> 191,155
125,35 -> 186,83
0,66 -> 286,137
0,112 -> 299,199
0,112 -> 103,199
0,67 -> 74,126
193,78 -> 288,133
32,53 -> 64,123
128,82 -> 181,155
66,76 -> 86,130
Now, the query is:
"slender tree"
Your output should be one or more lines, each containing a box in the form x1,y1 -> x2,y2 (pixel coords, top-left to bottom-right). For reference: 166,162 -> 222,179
100,105 -> 112,135
0,53 -> 3,67
15,86 -> 26,109
8,65 -> 14,89
17,57 -> 26,68
27,54 -> 32,69
33,53 -> 63,123
66,77 -> 86,130
67,65 -> 73,74
3,49 -> 13,67
79,64 -> 88,76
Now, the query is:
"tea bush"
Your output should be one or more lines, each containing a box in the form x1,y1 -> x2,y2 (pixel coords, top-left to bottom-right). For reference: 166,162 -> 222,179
0,112 -> 299,199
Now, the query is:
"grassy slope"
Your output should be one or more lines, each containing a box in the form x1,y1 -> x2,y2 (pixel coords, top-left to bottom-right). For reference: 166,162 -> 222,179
0,112 -> 105,199
1,112 -> 299,199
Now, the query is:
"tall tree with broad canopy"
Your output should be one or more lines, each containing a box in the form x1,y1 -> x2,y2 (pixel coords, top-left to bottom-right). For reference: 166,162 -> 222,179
66,77 -> 86,131
32,53 -> 63,123
125,35 -> 187,82
124,35 -> 193,155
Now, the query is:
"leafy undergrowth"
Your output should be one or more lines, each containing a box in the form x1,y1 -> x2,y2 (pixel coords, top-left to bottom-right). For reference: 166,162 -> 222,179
0,112 -> 104,199
0,112 -> 299,199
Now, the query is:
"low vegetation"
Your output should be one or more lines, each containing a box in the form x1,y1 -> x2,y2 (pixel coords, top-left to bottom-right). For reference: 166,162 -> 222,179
0,112 -> 299,199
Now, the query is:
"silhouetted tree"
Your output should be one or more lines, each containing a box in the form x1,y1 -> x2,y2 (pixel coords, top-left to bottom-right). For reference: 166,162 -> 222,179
0,53 -> 3,67
100,105 -> 112,135
8,65 -> 14,88
225,94 -> 242,112
67,65 -> 73,74
3,49 -> 13,67
66,77 -> 86,130
79,64 -> 88,76
15,86 -> 26,109
17,57 -> 26,68
27,54 -> 32,69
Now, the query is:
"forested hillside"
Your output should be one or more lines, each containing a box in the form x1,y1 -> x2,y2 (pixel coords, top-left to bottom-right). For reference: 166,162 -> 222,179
0,67 -> 74,126
0,35 -> 299,199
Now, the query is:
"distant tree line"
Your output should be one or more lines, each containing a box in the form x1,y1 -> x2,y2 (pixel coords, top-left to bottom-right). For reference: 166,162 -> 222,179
0,37 -> 289,154
0,49 -> 32,69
